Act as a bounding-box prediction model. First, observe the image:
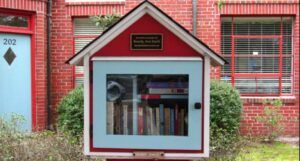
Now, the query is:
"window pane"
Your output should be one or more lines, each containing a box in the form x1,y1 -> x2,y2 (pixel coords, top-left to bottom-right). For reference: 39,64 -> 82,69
0,13 -> 28,27
234,57 -> 279,73
283,36 -> 292,55
221,36 -> 232,54
283,57 -> 292,75
221,57 -> 231,75
234,38 -> 280,73
235,78 -> 279,94
283,17 -> 293,36
74,37 -> 96,87
75,77 -> 84,87
221,20 -> 232,36
282,77 -> 292,94
74,37 -> 96,53
74,18 -> 102,87
234,17 -> 281,35
74,18 -> 102,36
221,17 -> 293,95
235,38 -> 279,56
106,74 -> 189,136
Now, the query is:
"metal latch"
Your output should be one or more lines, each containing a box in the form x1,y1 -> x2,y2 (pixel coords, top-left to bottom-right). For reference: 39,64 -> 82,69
194,102 -> 201,109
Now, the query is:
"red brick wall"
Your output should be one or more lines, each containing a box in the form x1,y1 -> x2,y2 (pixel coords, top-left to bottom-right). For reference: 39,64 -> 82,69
125,0 -> 193,31
50,0 -> 125,123
51,0 -> 299,136
0,0 -> 48,130
241,100 -> 299,136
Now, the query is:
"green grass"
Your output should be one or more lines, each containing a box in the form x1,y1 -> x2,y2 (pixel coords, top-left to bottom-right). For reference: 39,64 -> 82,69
236,141 -> 299,161
204,140 -> 299,161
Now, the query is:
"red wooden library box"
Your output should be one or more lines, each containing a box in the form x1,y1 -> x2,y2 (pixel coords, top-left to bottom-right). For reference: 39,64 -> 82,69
67,1 -> 225,160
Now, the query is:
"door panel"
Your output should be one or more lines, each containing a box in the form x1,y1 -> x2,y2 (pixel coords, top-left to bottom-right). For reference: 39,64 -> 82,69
0,33 -> 31,131
92,60 -> 203,150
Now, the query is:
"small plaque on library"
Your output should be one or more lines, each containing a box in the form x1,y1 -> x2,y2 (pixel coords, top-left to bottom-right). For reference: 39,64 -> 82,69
131,34 -> 163,50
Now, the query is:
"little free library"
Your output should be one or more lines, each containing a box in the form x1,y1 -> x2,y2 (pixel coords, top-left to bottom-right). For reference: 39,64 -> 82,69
67,1 -> 226,159
0,0 -> 299,160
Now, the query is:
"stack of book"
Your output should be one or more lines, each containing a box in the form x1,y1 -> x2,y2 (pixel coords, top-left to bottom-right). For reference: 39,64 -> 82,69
106,82 -> 189,136
146,82 -> 188,95
107,102 -> 133,135
139,82 -> 189,100
138,104 -> 187,136
107,102 -> 188,136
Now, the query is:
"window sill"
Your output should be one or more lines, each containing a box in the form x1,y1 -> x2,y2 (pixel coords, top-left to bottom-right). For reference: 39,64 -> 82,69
241,96 -> 297,104
241,95 -> 297,104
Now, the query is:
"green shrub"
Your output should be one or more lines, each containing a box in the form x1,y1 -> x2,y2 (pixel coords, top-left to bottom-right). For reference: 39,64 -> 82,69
90,13 -> 121,30
57,86 -> 84,137
0,114 -> 103,161
210,80 -> 243,154
0,114 -> 26,161
256,99 -> 284,143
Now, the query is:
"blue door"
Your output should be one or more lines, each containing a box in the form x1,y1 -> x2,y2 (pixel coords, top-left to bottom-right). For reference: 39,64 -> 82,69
93,60 -> 203,150
0,34 -> 31,131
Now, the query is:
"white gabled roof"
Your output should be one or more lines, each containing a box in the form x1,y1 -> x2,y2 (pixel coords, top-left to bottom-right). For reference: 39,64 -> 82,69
67,0 -> 226,66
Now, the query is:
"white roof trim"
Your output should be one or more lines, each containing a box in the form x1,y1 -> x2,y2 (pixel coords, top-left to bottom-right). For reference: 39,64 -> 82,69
68,2 -> 225,66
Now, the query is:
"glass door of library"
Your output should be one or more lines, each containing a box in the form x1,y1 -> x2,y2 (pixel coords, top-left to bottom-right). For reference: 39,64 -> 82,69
92,60 -> 203,150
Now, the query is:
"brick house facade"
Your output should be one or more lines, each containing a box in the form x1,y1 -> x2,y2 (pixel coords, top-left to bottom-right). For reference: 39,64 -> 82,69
0,0 -> 299,136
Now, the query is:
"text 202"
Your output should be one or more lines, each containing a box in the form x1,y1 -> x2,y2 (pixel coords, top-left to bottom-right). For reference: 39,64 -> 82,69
3,39 -> 16,45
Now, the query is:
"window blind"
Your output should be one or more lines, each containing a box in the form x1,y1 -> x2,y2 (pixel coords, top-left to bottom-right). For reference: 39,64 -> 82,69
73,18 -> 103,86
221,17 -> 293,95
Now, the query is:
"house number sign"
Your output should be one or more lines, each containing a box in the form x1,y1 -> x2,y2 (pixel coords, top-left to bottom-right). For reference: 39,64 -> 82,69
3,38 -> 17,45
131,34 -> 163,50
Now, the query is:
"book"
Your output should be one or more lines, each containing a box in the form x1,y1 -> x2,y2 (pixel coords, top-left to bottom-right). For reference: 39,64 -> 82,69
148,88 -> 188,94
184,111 -> 188,135
159,104 -> 164,135
170,107 -> 175,135
138,106 -> 143,135
179,108 -> 185,135
174,104 -> 179,135
149,107 -> 154,135
127,103 -> 133,135
146,82 -> 188,88
122,104 -> 128,135
119,104 -> 123,134
177,108 -> 181,135
113,103 -> 120,134
143,106 -> 147,135
164,107 -> 170,135
107,102 -> 114,134
139,94 -> 188,100
146,107 -> 151,135
160,95 -> 188,99
155,107 -> 160,135
152,107 -> 156,135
